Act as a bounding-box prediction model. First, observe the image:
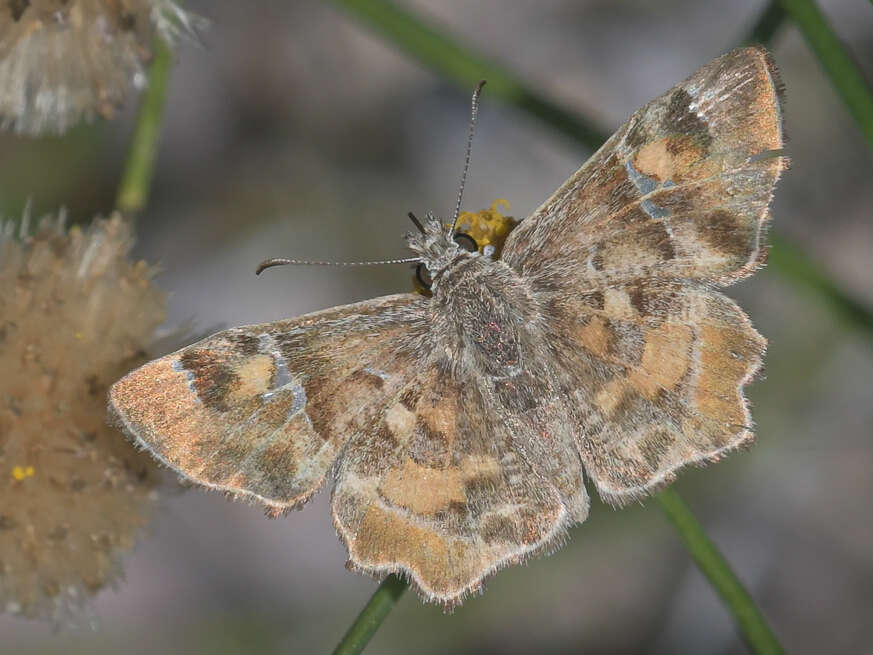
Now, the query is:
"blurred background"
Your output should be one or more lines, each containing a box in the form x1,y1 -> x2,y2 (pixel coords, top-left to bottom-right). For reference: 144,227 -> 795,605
2,0 -> 872,653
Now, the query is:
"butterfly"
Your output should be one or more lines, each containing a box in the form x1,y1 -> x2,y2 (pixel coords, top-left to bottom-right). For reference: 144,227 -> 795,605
109,46 -> 786,605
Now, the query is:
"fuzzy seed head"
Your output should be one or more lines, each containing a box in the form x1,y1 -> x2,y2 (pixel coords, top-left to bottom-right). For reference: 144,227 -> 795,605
0,0 -> 197,134
0,212 -> 165,622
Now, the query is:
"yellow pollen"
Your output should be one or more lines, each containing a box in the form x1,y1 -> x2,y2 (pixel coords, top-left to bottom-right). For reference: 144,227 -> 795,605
12,465 -> 35,481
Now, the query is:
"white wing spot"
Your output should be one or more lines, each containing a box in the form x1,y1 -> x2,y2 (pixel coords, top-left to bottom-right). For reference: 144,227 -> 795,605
363,367 -> 390,382
172,359 -> 200,402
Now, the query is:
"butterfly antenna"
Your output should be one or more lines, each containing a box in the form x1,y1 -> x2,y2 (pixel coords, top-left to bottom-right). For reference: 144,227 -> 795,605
407,211 -> 426,233
449,80 -> 486,236
256,256 -> 420,275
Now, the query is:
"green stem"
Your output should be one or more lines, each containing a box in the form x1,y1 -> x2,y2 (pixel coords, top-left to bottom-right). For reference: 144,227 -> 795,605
331,575 -> 408,655
115,37 -> 173,214
777,0 -> 873,150
769,233 -> 873,333
657,489 -> 785,655
332,0 -> 609,149
744,1 -> 789,45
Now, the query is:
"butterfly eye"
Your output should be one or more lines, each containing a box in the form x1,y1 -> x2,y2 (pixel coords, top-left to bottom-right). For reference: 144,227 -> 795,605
453,232 -> 478,252
415,263 -> 432,289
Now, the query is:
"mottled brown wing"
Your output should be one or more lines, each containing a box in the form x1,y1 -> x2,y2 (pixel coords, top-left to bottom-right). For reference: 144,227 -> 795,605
109,294 -> 430,514
502,46 -> 787,287
540,279 -> 765,505
332,361 -> 589,605
499,47 -> 782,504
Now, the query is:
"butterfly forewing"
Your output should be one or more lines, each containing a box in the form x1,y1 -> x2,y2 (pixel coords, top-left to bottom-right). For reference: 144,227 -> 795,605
503,46 -> 787,287
110,294 -> 430,512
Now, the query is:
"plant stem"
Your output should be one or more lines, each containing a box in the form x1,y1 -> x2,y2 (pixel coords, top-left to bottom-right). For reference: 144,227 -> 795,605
115,37 -> 173,214
777,0 -> 873,150
744,1 -> 789,45
331,575 -> 408,655
769,233 -> 873,334
333,0 -> 609,149
657,488 -> 786,655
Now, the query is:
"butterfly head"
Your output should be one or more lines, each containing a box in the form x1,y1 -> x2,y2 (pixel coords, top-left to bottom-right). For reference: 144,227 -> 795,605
405,212 -> 480,289
406,212 -> 452,258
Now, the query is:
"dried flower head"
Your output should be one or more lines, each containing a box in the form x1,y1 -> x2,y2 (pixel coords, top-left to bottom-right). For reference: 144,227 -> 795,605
0,0 -> 197,134
0,212 -> 165,621
453,199 -> 518,255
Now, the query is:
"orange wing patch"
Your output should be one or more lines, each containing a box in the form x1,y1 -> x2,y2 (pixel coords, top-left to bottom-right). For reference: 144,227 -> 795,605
632,136 -> 716,184
379,459 -> 466,514
629,323 -> 694,399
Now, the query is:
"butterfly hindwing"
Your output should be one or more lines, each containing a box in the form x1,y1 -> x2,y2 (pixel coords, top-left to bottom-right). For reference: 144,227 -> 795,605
332,362 -> 582,603
539,279 -> 765,505
110,294 -> 430,512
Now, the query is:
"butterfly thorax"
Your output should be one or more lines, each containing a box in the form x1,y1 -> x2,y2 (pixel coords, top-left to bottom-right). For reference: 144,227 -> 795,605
416,245 -> 540,379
